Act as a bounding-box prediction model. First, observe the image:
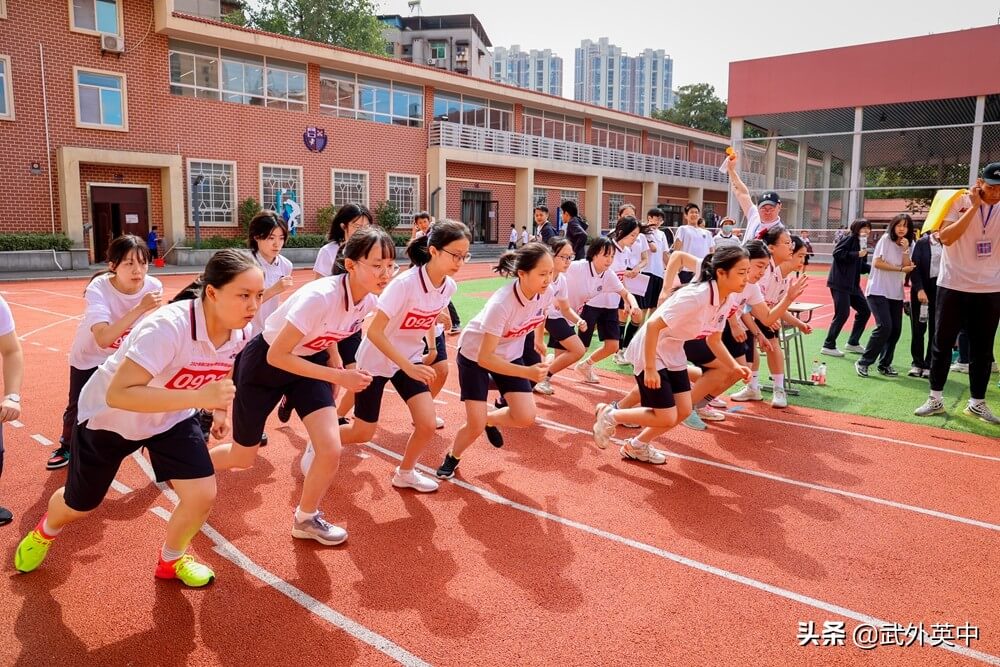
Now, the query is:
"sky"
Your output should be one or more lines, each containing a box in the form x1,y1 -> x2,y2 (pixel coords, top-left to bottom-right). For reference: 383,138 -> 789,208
378,0 -> 1000,100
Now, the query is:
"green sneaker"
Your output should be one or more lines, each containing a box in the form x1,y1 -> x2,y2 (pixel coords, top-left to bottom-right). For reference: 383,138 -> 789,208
14,529 -> 53,573
155,554 -> 215,587
681,410 -> 707,431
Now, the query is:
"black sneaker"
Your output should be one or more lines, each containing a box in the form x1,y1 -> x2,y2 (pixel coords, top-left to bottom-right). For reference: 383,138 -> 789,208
485,424 -> 504,448
436,453 -> 460,479
46,446 -> 71,470
338,417 -> 350,426
877,366 -> 899,377
0,505 -> 12,526
855,362 -> 869,378
494,396 -> 507,410
259,433 -> 268,448
277,397 -> 293,423
448,325 -> 461,335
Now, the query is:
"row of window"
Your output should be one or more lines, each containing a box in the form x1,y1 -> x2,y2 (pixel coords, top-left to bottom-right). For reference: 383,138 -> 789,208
186,163 -> 419,227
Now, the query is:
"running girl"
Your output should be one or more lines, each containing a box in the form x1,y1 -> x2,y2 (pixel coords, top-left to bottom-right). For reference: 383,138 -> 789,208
615,215 -> 651,365
249,211 -> 294,335
49,235 -> 163,470
592,247 -> 752,463
14,249 -> 263,586
339,220 -> 471,492
532,237 -> 587,396
0,294 -> 23,526
435,243 -> 554,479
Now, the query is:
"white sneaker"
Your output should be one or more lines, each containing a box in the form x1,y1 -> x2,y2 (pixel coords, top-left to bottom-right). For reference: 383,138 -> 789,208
612,350 -> 628,365
843,344 -> 865,354
392,467 -> 440,493
708,397 -> 727,409
574,360 -> 599,384
951,362 -> 969,374
771,387 -> 788,408
914,397 -> 945,417
820,347 -> 844,357
435,416 -> 445,429
620,439 -> 667,465
697,406 -> 726,421
533,379 -> 554,395
592,403 -> 616,450
300,441 -> 315,476
731,385 -> 763,402
544,351 -> 555,365
964,402 -> 1000,425
907,366 -> 923,378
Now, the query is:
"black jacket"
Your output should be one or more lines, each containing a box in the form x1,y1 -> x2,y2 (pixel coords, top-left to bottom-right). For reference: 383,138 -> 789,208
908,234 -> 938,294
827,234 -> 870,293
539,221 -> 556,245
566,216 -> 589,260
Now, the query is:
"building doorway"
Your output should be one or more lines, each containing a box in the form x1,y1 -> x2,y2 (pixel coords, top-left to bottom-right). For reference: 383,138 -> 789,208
460,190 -> 499,244
89,186 -> 150,262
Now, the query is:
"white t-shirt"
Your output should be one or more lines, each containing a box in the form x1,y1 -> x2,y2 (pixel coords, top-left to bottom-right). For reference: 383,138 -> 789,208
938,195 -> 1000,293
69,274 -> 164,370
509,228 -> 518,244
727,281 -> 765,319
250,251 -> 294,336
625,281 -> 735,372
355,265 -> 457,377
713,232 -> 741,249
929,236 -> 943,280
262,274 -> 377,357
588,242 -> 633,308
866,234 -> 907,300
675,225 -> 715,260
520,230 -> 529,244
312,241 -> 340,278
565,259 -> 626,312
741,205 -> 783,243
0,295 -> 14,337
459,280 -> 554,363
624,235 -> 651,295
758,259 -> 790,307
77,299 -> 251,441
644,229 -> 668,278
546,273 -> 570,320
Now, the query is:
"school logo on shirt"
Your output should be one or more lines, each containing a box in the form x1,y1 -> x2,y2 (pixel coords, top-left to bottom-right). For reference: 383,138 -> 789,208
400,308 -> 441,332
110,328 -> 132,350
164,366 -> 232,390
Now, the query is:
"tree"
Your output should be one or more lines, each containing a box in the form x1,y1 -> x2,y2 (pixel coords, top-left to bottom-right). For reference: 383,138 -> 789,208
653,83 -> 730,136
225,0 -> 386,55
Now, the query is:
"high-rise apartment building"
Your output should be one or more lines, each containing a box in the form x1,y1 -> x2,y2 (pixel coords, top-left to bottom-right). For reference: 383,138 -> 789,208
492,45 -> 563,97
574,38 -> 673,116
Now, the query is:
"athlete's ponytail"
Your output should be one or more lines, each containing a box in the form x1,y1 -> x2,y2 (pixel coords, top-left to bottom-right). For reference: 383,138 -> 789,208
493,241 -> 552,277
406,219 -> 472,266
170,249 -> 259,302
696,245 -> 750,283
744,239 -> 770,260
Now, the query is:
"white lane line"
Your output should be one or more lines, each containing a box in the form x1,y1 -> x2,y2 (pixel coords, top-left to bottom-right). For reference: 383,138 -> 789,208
45,347 -> 60,352
131,453 -> 429,667
4,301 -> 78,318
110,480 -> 133,495
9,420 -> 22,428
18,315 -> 83,340
30,342 -> 41,347
31,434 -> 54,447
27,288 -> 86,300
362,439 -> 1000,666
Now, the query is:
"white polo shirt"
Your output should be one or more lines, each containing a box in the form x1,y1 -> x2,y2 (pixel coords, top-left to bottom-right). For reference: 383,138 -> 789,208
757,260 -> 790,307
939,195 -> 1000,293
626,281 -> 735,372
250,251 -> 294,336
355,265 -> 457,377
644,229 -> 668,278
741,205 -> 783,243
0,295 -> 14,336
546,273 -> 570,320
69,273 -> 164,370
587,242 -> 632,308
459,280 -> 554,363
263,274 -> 377,357
727,281 -> 765,319
565,259 -> 626,312
866,234 -> 907,300
675,224 -> 715,260
312,241 -> 340,278
77,299 -> 251,441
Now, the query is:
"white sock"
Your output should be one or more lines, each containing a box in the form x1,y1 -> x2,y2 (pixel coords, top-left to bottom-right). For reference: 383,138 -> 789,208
397,466 -> 414,475
41,517 -> 62,537
294,506 -> 318,523
930,390 -> 943,401
606,408 -> 618,424
773,374 -> 785,390
161,545 -> 185,562
749,372 -> 760,390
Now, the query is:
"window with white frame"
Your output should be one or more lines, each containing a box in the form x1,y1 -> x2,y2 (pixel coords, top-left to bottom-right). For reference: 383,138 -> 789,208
168,40 -> 306,111
319,69 -> 423,127
560,190 -> 580,207
649,134 -> 689,161
332,171 -> 369,208
592,122 -> 641,153
260,165 -> 303,215
0,0 -> 7,19
75,68 -> 127,130
188,160 -> 235,226
387,175 -> 419,225
71,0 -> 120,34
608,194 -> 624,223
532,187 -> 547,208
432,92 -> 512,131
523,109 -> 585,143
0,56 -> 12,121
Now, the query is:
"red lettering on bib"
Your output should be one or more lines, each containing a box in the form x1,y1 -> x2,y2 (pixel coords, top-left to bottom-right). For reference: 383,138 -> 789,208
164,367 -> 231,390
400,309 -> 440,331
110,328 -> 132,350
302,333 -> 349,351
504,318 -> 545,339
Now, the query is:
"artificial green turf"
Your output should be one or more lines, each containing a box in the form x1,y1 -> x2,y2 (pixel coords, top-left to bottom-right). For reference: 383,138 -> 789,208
452,277 -> 1000,438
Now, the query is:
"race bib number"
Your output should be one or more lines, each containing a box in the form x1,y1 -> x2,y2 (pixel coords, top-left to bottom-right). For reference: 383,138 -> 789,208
400,310 -> 440,331
302,333 -> 348,351
165,368 -> 230,390
109,328 -> 132,350
504,318 -> 544,339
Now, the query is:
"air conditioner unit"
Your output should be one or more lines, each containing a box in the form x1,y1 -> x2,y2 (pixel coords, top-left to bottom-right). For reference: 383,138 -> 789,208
101,34 -> 125,54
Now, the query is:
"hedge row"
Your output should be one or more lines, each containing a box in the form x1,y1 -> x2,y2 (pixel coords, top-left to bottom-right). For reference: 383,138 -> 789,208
0,233 -> 75,252
189,233 -> 412,250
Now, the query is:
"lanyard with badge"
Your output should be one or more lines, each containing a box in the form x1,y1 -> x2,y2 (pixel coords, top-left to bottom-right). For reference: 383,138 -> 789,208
978,205 -> 995,259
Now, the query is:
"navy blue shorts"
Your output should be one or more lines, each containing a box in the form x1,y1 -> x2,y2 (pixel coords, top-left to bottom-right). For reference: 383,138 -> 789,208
683,338 -> 716,369
353,369 -> 430,424
423,331 -> 448,363
722,322 -> 751,360
521,331 -> 542,366
337,329 -> 363,366
678,270 -> 695,285
457,352 -> 532,402
545,317 -> 577,350
232,334 -> 333,447
634,368 -> 691,410
753,317 -> 779,340
643,273 -> 665,307
65,416 -> 213,512
578,305 -> 620,347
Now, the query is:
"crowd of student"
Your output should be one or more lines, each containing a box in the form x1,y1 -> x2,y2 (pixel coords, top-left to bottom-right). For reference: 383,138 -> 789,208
0,156 -> 996,590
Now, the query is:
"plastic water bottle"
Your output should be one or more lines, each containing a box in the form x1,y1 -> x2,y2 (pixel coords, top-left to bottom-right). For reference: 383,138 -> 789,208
818,363 -> 828,386
919,303 -> 929,323
810,359 -> 821,383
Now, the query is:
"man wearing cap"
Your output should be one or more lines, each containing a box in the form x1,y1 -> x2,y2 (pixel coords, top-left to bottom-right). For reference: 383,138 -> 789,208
915,162 -> 1000,424
725,155 -> 784,242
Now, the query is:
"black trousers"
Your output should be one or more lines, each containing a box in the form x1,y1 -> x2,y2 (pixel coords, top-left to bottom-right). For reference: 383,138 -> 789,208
909,279 -> 937,369
824,287 -> 871,349
860,295 -> 903,369
929,287 -> 1000,399
447,301 -> 460,327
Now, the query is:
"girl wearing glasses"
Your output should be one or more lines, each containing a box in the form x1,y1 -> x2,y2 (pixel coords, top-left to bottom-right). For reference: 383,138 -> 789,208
211,228 -> 394,546
338,220 -> 471,494
531,237 -> 588,395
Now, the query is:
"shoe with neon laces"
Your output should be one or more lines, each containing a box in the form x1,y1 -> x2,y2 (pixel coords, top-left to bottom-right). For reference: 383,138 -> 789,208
277,396 -> 293,423
436,453 -> 460,479
964,401 -> 1000,425
682,410 -> 707,430
533,379 -> 554,395
392,467 -> 439,493
771,387 -> 788,408
730,385 -> 762,402
155,553 -> 215,587
14,524 -> 54,573
574,360 -> 599,384
620,439 -> 667,465
592,402 -> 617,449
292,511 -> 348,546
914,397 -> 945,417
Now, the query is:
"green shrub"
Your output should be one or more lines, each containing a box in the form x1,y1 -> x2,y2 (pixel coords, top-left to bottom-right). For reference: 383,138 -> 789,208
238,197 -> 261,232
316,205 -> 336,237
0,233 -> 74,252
189,235 -> 245,249
392,233 -> 410,247
284,233 -> 327,248
373,200 -> 401,234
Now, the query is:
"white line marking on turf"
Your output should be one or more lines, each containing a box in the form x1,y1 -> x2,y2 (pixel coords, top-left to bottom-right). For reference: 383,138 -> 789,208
361,440 -> 1000,666
132,453 -> 429,667
31,434 -> 54,447
27,288 -> 86,300
9,420 -> 22,428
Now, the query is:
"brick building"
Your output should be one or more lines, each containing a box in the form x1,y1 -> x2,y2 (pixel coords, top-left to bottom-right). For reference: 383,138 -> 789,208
0,0 -> 734,262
